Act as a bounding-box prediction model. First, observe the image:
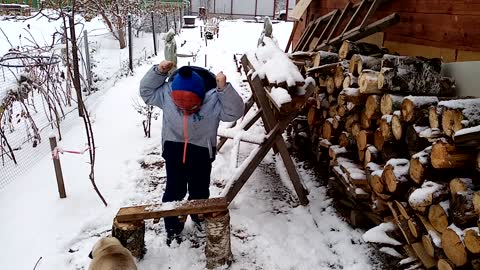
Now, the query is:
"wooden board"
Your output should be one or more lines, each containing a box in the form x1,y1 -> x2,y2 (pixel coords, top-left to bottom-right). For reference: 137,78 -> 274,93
457,50 -> 480,61
383,40 -> 456,62
291,0 -> 314,20
116,197 -> 228,222
411,242 -> 437,269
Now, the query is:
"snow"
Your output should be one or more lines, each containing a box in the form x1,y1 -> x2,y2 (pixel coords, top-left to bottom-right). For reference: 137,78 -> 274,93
270,87 -> 292,106
419,128 -> 442,139
386,159 -> 409,180
247,37 -> 303,87
379,247 -> 402,258
454,124 -> 480,137
404,95 -> 438,106
341,87 -> 360,97
408,181 -> 444,207
412,146 -> 432,164
330,145 -> 348,155
381,114 -> 393,122
366,162 -> 382,172
439,200 -> 450,214
428,230 -> 442,248
0,15 -> 383,270
439,99 -> 480,127
413,125 -> 429,134
363,222 -> 402,246
372,169 -> 384,177
393,110 -> 401,116
399,257 -> 416,265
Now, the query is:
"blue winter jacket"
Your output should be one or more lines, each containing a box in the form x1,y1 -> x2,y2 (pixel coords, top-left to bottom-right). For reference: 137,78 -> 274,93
139,65 -> 245,158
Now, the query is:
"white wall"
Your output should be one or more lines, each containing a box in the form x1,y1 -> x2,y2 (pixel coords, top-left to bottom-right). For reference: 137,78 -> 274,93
257,0 -> 275,17
214,0 -> 230,14
442,62 -> 480,97
232,0 -> 256,15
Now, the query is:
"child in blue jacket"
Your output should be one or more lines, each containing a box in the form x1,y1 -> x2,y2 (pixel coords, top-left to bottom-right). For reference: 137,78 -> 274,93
139,61 -> 244,245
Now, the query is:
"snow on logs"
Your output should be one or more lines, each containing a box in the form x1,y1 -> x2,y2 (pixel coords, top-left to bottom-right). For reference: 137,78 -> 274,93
287,38 -> 480,269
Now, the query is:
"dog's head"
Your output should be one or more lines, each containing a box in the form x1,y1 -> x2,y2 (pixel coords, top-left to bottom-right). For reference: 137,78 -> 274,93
89,236 -> 122,259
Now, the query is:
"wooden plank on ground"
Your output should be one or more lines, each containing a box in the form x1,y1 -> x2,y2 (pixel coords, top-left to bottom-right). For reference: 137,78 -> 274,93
411,242 -> 437,269
116,197 -> 228,222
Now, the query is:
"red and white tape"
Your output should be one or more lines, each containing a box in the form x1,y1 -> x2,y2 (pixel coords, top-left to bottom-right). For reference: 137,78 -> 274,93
52,146 -> 90,159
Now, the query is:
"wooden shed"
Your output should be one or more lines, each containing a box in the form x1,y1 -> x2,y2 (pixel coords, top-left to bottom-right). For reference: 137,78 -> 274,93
291,0 -> 480,62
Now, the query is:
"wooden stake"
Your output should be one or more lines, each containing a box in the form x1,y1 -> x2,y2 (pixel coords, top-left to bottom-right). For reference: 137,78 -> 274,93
49,136 -> 66,199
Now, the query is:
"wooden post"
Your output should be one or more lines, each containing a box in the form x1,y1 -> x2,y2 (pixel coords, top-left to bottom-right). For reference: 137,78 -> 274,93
151,11 -> 157,56
127,14 -> 133,72
49,136 -> 66,199
205,211 -> 233,269
68,15 -> 84,117
112,218 -> 145,259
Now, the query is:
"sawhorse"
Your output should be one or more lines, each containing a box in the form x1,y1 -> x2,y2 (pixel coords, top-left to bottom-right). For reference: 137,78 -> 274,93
219,55 -> 315,206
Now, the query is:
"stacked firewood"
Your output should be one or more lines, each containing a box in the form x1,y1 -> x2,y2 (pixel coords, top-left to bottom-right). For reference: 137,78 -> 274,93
291,40 -> 480,270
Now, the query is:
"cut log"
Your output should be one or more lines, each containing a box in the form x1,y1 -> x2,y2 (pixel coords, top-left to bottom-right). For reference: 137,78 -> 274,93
370,169 -> 385,195
205,211 -> 233,269
334,65 -> 346,90
332,116 -> 343,129
464,228 -> 480,254
437,258 -> 456,270
379,55 -> 451,96
356,55 -> 382,74
322,118 -> 337,141
313,51 -> 339,67
357,130 -> 373,151
339,40 -> 383,60
450,178 -> 474,197
339,131 -> 355,149
342,73 -> 358,89
422,232 -> 442,258
365,95 -> 381,120
405,125 -> 430,157
409,146 -> 432,186
351,123 -> 361,139
380,114 -> 394,141
373,128 -> 384,151
409,181 -> 449,214
431,139 -> 477,169
349,55 -> 360,76
441,226 -> 468,267
326,76 -> 336,95
429,105 -> 441,130
391,112 -> 404,141
381,94 -> 403,115
345,113 -> 359,133
408,217 -> 422,239
383,159 -> 410,195
428,202 -> 450,234
439,99 -> 480,137
365,145 -> 380,166
360,110 -> 372,130
359,70 -> 382,94
473,191 -> 480,217
338,88 -> 365,105
454,125 -> 480,149
411,242 -> 437,269
450,191 -> 477,229
401,96 -> 439,125
112,218 -> 145,259
396,200 -> 413,220
329,145 -> 351,160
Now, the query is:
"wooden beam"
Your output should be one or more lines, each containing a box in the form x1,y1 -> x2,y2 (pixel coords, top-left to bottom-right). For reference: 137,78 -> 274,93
314,9 -> 340,49
285,21 -> 299,53
326,1 -> 353,43
340,0 -> 368,37
116,197 -> 228,223
359,0 -> 384,30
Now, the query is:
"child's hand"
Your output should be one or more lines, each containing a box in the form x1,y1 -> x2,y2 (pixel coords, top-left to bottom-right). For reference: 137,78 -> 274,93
158,61 -> 174,73
216,71 -> 227,90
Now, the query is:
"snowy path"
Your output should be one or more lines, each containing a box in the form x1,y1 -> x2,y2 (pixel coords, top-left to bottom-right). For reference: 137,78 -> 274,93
0,20 -> 380,270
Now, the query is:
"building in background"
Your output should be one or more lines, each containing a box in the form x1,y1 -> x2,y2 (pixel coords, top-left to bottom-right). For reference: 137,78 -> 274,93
189,0 -> 295,19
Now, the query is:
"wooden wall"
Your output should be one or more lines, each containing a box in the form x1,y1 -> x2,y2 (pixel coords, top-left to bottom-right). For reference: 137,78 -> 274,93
293,0 -> 480,62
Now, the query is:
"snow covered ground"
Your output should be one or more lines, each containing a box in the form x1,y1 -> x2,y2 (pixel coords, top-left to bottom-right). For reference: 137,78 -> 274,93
0,17 -> 384,270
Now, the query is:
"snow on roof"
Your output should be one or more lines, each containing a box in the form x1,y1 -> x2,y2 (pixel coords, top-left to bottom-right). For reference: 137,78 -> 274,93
247,37 -> 304,87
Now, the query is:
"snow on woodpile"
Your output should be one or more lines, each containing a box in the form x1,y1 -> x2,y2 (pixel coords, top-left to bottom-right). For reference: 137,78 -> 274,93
379,247 -> 402,258
408,181 -> 444,208
454,124 -> 480,137
386,158 -> 409,178
341,87 -> 360,97
270,87 -> 292,106
366,162 -> 382,172
404,95 -> 439,106
330,145 -> 348,155
363,222 -> 402,246
439,99 -> 480,125
247,37 -> 304,87
412,146 -> 432,164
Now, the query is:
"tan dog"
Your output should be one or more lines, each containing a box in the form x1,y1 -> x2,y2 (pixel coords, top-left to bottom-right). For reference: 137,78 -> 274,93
88,236 -> 137,270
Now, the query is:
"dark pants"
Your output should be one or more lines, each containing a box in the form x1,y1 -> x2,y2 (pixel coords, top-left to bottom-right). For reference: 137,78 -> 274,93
162,141 -> 213,237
